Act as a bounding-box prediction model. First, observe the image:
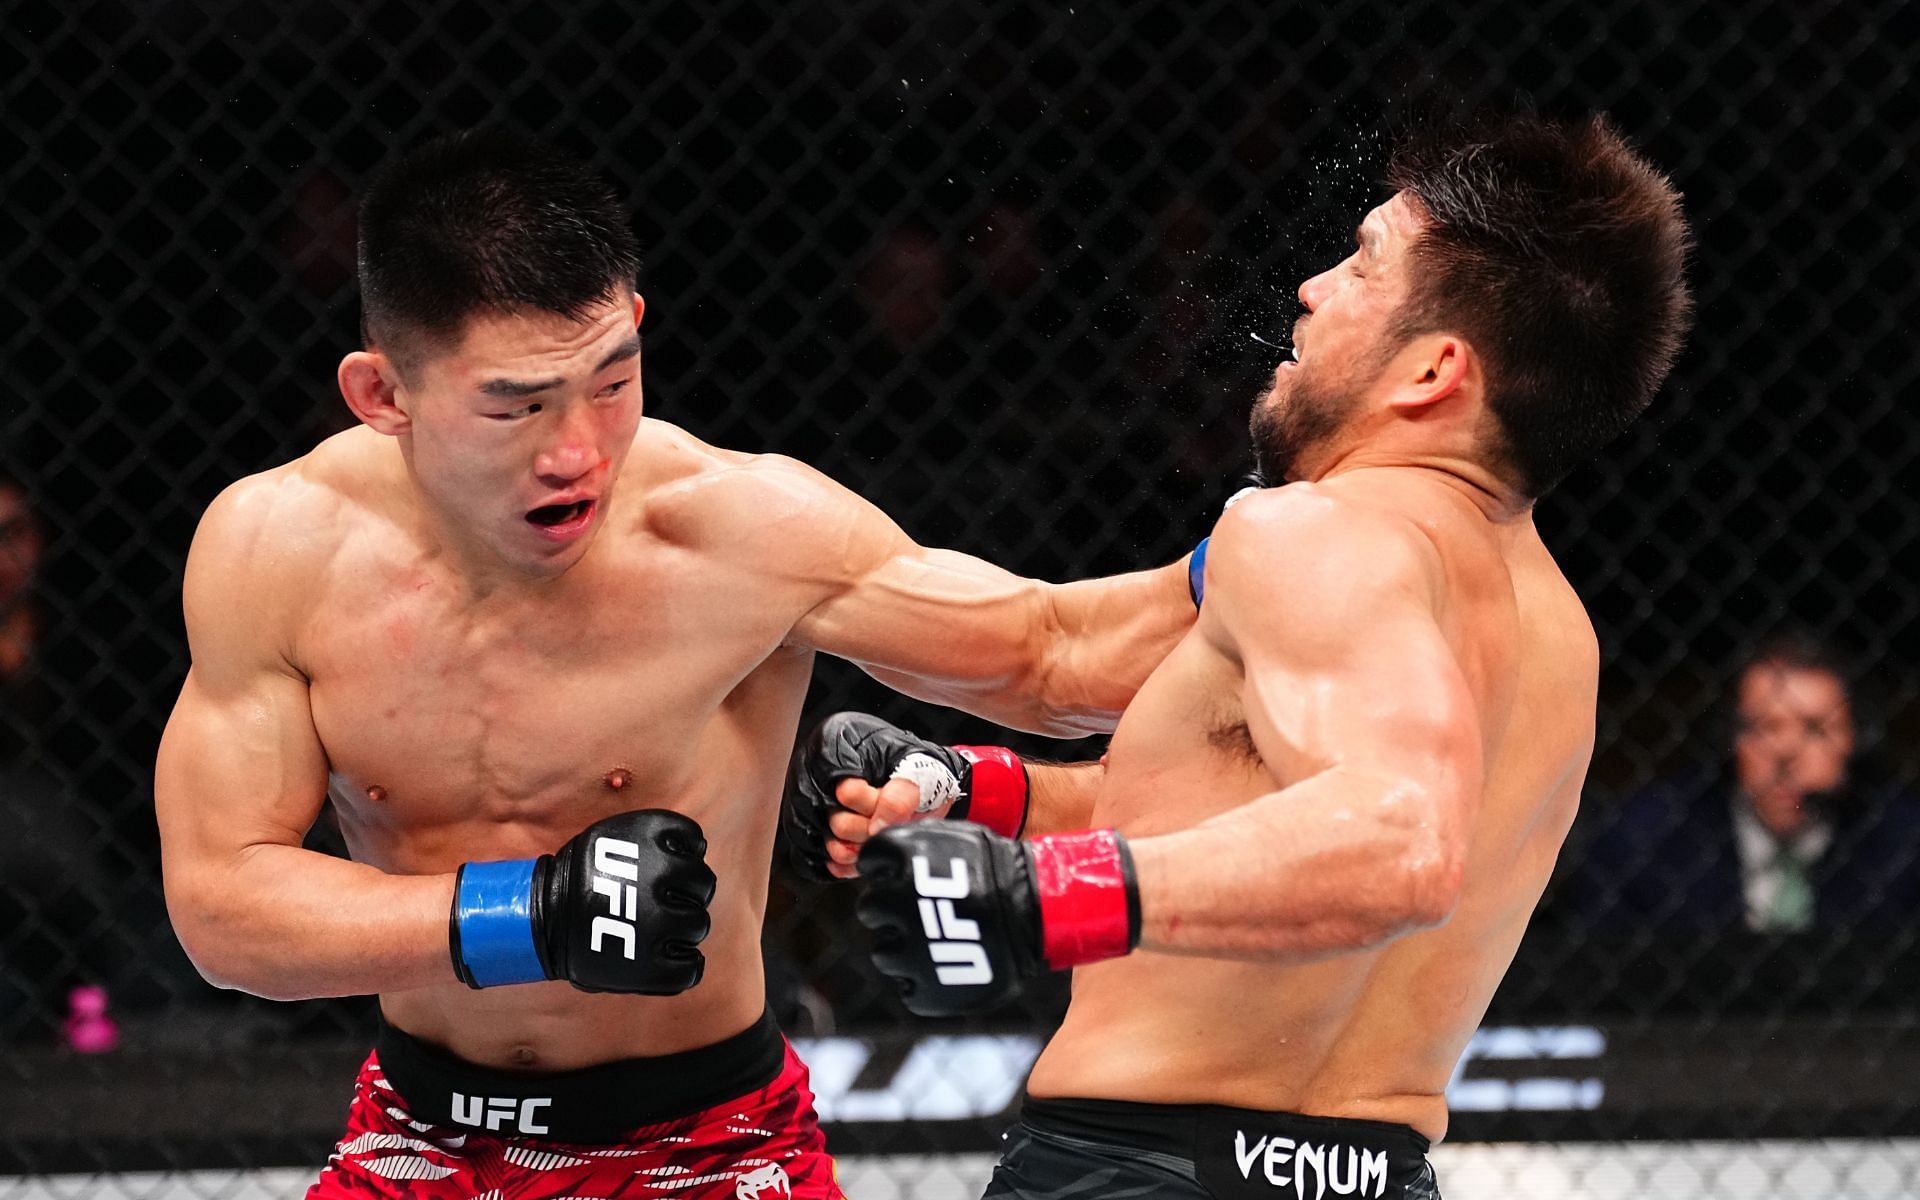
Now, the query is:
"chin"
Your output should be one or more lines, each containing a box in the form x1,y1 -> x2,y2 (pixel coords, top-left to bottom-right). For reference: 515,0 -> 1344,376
502,535 -> 592,579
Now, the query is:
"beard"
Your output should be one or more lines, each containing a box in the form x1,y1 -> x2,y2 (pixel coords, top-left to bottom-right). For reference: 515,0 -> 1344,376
1248,362 -> 1360,483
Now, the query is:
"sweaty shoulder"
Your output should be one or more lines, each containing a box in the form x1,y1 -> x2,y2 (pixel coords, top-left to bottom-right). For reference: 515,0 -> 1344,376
1203,483 -> 1443,631
184,429 -> 386,671
634,418 -> 873,565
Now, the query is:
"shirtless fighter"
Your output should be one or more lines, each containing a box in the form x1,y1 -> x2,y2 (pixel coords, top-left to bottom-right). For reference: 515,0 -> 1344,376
153,131 -> 1197,1198
788,113 -> 1692,1198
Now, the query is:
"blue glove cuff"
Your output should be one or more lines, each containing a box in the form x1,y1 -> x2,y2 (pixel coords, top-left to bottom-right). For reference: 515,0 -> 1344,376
452,858 -> 545,988
1188,537 -> 1209,607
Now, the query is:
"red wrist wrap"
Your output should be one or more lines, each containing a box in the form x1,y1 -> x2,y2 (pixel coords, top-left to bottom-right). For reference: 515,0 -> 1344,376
953,745 -> 1029,838
1028,829 -> 1139,970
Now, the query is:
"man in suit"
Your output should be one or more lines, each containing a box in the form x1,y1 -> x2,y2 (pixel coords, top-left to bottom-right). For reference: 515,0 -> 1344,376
1577,630 -> 1920,935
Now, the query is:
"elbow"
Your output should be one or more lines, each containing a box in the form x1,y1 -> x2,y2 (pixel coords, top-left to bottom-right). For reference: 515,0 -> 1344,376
165,880 -> 297,1001
1023,643 -> 1127,738
170,917 -> 247,995
166,891 -> 246,994
1375,774 -> 1470,933
1021,586 -> 1127,736
1396,839 -> 1466,932
1025,691 -> 1123,738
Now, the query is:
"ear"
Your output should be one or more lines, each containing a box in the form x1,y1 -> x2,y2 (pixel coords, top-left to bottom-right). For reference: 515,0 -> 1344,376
632,292 -> 647,328
338,351 -> 412,436
1386,334 -> 1476,415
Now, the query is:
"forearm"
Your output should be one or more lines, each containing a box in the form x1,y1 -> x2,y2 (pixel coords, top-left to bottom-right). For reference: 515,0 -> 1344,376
1126,769 -> 1456,961
1021,760 -> 1104,836
168,844 -> 456,1001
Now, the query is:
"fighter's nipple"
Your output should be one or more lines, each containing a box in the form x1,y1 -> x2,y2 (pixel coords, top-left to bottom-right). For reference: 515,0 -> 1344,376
604,768 -> 633,792
366,785 -> 388,803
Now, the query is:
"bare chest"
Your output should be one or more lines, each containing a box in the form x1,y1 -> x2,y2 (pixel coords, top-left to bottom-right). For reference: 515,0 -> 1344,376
1093,632 -> 1274,836
299,557 -> 798,861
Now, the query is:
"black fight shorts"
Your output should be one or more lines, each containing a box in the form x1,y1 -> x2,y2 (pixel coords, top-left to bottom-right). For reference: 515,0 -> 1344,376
985,1097 -> 1441,1200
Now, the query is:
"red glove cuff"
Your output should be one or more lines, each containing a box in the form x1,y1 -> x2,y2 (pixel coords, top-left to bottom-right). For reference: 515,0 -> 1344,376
953,745 -> 1029,838
1028,829 -> 1140,970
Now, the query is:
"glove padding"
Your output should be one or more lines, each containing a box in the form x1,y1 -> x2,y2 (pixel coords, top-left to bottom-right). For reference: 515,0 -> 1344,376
452,808 -> 718,994
856,822 -> 1139,1016
783,712 -> 977,882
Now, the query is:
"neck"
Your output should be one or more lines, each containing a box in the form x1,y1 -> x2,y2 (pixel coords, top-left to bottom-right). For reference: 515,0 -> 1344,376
1311,446 -> 1532,524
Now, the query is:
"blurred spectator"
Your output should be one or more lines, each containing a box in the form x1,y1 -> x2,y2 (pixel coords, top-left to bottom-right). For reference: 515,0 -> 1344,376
0,471 -> 43,699
0,472 -> 115,1041
858,223 -> 952,349
1574,630 -> 1920,936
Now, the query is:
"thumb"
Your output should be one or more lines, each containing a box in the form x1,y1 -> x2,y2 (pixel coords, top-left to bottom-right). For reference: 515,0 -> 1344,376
866,778 -> 927,836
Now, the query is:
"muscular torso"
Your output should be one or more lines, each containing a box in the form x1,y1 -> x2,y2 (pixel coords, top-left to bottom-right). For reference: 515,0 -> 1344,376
293,424 -> 816,1068
1028,474 -> 1596,1142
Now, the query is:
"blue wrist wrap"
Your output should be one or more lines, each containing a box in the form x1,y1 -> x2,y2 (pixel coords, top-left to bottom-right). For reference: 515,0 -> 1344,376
452,858 -> 545,988
1188,537 -> 1209,607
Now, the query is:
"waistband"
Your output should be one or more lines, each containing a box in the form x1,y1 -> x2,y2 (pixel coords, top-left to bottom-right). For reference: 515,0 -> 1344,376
1024,1096 -> 1431,1195
374,1009 -> 785,1143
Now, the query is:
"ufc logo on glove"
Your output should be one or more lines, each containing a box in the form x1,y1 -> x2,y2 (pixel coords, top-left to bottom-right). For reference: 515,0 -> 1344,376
590,836 -> 643,959
913,855 -> 993,986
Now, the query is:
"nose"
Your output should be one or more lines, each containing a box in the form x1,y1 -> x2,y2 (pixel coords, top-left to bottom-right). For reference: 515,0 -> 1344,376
1298,265 -> 1335,312
534,408 -> 601,485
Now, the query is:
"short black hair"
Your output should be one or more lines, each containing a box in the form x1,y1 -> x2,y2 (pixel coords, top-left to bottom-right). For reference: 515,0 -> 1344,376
357,129 -> 640,371
1385,113 -> 1693,498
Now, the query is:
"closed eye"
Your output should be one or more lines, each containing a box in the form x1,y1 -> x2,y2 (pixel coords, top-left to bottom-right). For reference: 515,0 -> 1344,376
486,403 -> 543,421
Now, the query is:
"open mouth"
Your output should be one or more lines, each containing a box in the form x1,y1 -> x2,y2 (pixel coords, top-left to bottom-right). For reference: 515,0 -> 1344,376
526,500 -> 594,528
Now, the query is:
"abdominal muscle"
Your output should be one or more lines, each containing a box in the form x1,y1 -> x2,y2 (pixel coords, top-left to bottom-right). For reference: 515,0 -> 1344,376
326,708 -> 799,1073
1030,939 -> 1464,1140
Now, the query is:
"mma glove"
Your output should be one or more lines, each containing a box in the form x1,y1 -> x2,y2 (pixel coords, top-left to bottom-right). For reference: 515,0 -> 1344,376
856,822 -> 1140,1016
450,808 -> 718,994
783,711 -> 1030,882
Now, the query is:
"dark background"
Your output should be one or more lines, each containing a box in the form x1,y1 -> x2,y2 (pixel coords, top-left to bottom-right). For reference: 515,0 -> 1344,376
3,0 -> 1917,1178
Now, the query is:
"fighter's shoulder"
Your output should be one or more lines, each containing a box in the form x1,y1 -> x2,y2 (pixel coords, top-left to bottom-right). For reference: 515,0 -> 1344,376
188,430 -> 375,605
636,419 -> 852,552
1208,482 -> 1440,602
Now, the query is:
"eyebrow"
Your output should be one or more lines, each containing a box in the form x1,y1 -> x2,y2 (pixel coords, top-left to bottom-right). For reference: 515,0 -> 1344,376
1356,224 -> 1381,256
477,334 -> 643,399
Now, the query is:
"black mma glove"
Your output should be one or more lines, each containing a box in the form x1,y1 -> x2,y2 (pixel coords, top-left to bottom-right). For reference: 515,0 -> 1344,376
855,822 -> 1140,1016
783,711 -> 1029,882
450,808 -> 718,994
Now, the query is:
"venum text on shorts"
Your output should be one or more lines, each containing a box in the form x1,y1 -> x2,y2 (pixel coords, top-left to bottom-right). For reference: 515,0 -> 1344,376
1232,1130 -> 1388,1199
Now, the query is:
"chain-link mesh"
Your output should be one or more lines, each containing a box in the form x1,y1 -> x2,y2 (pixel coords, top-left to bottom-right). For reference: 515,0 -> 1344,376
5,0 -> 1919,1195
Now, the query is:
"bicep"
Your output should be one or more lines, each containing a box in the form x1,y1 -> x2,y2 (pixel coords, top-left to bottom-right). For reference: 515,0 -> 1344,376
155,663 -> 331,878
157,489 -> 331,880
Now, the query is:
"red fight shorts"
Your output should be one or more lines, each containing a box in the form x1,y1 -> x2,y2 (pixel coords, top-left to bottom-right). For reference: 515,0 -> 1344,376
308,1010 -> 841,1199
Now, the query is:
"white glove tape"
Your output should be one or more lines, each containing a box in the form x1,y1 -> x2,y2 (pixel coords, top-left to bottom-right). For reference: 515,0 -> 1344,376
890,752 -> 963,814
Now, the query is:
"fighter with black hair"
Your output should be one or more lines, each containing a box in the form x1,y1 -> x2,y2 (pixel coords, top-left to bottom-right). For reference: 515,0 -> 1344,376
155,130 -> 1198,1198
791,112 -> 1694,1199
